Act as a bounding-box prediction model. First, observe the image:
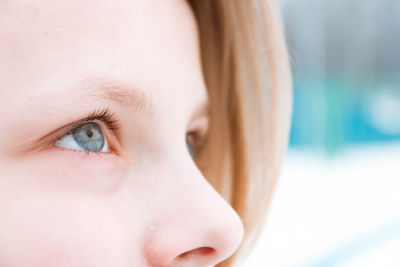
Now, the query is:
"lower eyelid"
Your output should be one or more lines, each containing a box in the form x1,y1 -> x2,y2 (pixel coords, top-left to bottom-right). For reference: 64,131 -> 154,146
52,145 -> 115,158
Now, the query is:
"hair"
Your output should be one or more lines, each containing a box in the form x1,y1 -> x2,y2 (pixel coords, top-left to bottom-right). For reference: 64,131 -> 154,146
186,0 -> 292,266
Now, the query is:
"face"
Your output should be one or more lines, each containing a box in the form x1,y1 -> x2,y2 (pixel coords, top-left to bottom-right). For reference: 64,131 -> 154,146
0,0 -> 244,266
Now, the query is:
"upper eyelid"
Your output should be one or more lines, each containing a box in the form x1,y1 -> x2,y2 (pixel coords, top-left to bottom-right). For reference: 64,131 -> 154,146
187,116 -> 209,138
51,108 -> 120,141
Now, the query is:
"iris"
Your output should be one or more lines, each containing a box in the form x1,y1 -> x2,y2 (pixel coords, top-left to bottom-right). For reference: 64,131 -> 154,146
72,122 -> 104,151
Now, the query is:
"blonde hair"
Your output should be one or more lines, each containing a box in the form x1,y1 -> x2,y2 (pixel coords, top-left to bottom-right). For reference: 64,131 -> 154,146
187,0 -> 292,266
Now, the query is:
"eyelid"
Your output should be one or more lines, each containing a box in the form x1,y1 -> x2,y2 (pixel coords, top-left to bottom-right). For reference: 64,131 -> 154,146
47,109 -> 121,155
186,120 -> 209,158
189,131 -> 208,153
187,116 -> 209,136
55,121 -> 120,155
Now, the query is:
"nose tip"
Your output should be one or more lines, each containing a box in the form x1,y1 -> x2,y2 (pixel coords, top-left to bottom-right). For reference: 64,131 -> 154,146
144,184 -> 244,267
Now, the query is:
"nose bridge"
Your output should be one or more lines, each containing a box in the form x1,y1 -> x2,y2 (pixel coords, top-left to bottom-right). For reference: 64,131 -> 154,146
144,156 -> 244,266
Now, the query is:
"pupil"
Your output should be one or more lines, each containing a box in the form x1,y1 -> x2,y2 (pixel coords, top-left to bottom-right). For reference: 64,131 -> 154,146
86,129 -> 93,138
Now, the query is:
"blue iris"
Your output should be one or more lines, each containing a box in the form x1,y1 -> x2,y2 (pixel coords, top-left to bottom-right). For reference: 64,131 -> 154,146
72,122 -> 104,152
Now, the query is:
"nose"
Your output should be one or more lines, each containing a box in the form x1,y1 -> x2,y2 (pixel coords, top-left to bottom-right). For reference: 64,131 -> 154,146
144,159 -> 244,267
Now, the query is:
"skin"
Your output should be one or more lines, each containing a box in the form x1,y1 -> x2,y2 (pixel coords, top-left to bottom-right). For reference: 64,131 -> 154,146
0,0 -> 244,266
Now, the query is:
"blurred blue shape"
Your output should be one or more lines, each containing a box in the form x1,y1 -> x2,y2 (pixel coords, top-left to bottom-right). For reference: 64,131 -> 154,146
289,76 -> 400,154
281,0 -> 400,154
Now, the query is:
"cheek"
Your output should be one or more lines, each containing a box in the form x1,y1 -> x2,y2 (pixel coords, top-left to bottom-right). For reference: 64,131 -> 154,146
0,148 -> 161,266
0,151 -> 150,266
0,192 -> 140,267
10,236 -> 94,267
0,199 -> 90,266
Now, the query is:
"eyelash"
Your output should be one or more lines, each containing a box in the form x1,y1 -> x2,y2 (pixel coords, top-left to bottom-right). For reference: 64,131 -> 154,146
84,108 -> 120,131
52,108 -> 207,157
52,108 -> 119,154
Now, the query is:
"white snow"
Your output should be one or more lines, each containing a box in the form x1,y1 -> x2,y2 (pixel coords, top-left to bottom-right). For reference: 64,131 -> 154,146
243,143 -> 400,267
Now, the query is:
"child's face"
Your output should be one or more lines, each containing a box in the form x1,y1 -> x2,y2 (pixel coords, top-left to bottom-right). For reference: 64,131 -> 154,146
0,0 -> 244,266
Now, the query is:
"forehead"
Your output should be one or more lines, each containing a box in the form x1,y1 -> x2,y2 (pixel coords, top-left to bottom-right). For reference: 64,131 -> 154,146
0,0 -> 206,118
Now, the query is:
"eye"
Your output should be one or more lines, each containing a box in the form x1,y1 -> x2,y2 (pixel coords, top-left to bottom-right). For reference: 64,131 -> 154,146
186,134 -> 195,158
54,122 -> 109,153
186,131 -> 208,159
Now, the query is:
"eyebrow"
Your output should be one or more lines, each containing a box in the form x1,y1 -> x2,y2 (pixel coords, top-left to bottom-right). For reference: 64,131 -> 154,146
73,76 -> 209,119
77,76 -> 155,113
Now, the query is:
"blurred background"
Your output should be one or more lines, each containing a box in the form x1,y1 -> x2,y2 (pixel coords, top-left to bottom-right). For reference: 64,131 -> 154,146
244,0 -> 400,266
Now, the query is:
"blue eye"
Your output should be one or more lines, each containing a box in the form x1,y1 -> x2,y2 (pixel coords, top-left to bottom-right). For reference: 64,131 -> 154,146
55,122 -> 109,153
186,134 -> 196,158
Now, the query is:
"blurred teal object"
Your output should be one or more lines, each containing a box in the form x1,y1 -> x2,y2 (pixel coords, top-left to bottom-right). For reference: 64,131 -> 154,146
289,76 -> 400,155
280,0 -> 400,154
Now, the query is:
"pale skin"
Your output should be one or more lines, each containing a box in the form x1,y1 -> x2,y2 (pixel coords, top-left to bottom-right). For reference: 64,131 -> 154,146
0,0 -> 244,266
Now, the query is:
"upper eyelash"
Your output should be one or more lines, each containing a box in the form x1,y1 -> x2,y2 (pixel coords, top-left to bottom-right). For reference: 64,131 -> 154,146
52,107 -> 120,145
84,107 -> 120,131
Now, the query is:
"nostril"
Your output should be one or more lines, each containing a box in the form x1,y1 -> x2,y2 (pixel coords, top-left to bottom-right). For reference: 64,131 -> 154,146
177,247 -> 216,259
